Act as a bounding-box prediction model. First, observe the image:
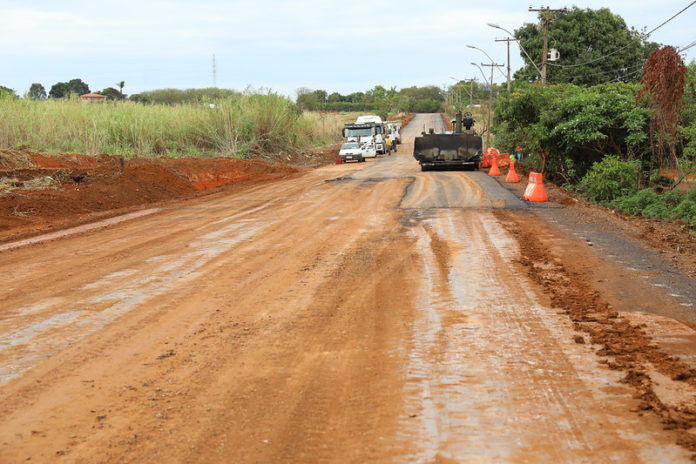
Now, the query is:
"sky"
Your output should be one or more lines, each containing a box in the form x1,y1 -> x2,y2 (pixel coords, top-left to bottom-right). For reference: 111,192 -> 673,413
1,0 -> 694,98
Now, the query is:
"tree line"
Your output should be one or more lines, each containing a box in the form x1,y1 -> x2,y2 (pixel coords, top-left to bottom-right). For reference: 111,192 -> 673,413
296,85 -> 448,117
0,79 -> 127,101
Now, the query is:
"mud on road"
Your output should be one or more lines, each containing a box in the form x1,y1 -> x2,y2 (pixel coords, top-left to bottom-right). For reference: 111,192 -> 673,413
1,114 -> 696,463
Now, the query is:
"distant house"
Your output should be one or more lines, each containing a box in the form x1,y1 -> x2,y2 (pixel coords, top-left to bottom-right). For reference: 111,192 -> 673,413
80,93 -> 106,103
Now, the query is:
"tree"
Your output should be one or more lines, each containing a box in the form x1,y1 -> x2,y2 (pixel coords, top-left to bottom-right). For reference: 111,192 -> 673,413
312,89 -> 327,104
399,86 -> 444,103
492,82 -> 648,180
27,83 -> 47,100
117,81 -> 125,100
99,87 -> 124,101
49,78 -> 91,98
638,46 -> 687,168
345,92 -> 366,103
49,82 -> 70,98
327,92 -> 344,103
296,87 -> 319,110
67,78 -> 90,95
514,7 -> 657,86
0,85 -> 18,99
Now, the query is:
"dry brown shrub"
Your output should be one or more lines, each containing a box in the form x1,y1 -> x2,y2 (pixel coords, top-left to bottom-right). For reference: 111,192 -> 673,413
638,46 -> 687,168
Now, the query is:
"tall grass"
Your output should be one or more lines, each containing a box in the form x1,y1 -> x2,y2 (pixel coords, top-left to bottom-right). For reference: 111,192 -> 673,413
0,93 -> 344,158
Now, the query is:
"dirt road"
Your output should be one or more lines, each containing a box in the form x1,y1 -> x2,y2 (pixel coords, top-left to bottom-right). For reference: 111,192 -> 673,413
1,114 -> 695,463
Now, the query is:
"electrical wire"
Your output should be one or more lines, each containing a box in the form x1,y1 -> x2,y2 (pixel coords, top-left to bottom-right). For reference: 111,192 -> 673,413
645,0 -> 696,36
602,67 -> 644,84
580,61 -> 645,79
679,40 -> 696,52
547,0 -> 696,68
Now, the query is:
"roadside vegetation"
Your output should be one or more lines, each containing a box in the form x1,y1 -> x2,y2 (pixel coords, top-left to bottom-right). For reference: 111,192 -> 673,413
491,6 -> 696,229
493,65 -> 696,227
0,92 -> 344,158
295,85 -> 447,118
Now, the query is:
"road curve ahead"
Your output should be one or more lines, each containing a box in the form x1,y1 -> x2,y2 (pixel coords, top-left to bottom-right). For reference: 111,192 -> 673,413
0,114 -> 691,463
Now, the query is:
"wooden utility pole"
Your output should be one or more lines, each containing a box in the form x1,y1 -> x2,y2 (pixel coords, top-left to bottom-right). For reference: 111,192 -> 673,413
481,62 -> 505,148
528,6 -> 567,86
494,37 -> 514,92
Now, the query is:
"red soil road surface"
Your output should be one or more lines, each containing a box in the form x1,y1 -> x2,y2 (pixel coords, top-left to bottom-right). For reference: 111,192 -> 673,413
1,114 -> 696,463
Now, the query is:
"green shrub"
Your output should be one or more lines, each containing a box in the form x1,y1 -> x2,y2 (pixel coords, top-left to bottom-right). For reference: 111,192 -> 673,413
611,188 -> 659,215
687,188 -> 696,202
672,199 -> 696,226
643,202 -> 671,219
610,188 -> 695,226
577,155 -> 640,203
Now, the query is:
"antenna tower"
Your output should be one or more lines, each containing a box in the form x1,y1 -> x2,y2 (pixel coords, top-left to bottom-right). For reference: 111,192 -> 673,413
212,54 -> 218,88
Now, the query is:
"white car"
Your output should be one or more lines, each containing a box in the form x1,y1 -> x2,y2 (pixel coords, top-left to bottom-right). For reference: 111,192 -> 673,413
337,142 -> 365,163
360,142 -> 377,158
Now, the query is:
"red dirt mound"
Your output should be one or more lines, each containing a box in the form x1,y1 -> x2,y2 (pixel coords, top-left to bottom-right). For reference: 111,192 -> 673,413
0,151 -> 299,243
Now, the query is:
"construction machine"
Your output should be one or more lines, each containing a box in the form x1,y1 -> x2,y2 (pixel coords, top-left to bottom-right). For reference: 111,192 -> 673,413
413,112 -> 482,171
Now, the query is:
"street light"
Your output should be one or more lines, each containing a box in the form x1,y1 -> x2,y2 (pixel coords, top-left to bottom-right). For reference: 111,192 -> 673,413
470,62 -> 488,85
466,45 -> 507,80
466,45 -> 494,65
487,23 -> 543,76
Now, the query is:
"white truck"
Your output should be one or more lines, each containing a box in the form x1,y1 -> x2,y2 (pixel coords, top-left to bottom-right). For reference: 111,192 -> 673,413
342,115 -> 386,158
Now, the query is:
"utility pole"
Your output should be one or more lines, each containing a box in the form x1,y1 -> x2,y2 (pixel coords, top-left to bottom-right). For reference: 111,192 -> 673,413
480,62 -> 504,148
494,38 -> 514,92
528,6 -> 567,86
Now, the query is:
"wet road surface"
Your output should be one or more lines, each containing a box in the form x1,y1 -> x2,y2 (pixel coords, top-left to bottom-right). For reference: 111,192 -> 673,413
0,114 -> 693,463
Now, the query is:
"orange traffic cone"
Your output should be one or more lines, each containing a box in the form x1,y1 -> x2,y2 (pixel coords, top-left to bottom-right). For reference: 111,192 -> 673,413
488,155 -> 501,176
523,171 -> 548,202
506,160 -> 520,183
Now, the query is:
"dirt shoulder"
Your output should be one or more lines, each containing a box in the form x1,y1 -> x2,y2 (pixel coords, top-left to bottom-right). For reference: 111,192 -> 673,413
495,169 -> 696,278
0,150 -> 303,244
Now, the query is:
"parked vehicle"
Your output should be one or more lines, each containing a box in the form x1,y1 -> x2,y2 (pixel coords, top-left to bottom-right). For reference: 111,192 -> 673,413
413,112 -> 482,171
336,142 -> 365,163
343,115 -> 386,156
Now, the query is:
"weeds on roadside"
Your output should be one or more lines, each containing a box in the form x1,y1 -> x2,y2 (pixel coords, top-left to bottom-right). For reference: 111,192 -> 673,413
0,94 -> 344,158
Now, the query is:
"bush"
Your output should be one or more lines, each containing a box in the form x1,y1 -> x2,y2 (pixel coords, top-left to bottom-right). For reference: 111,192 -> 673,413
643,202 -> 671,219
611,188 -> 659,215
610,187 -> 696,226
672,199 -> 696,226
492,82 -> 648,182
577,155 -> 640,203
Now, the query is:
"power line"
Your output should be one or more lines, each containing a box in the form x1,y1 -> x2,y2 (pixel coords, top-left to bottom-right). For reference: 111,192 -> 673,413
679,40 -> 696,53
645,0 -> 696,36
581,61 -> 645,79
602,67 -> 644,84
548,0 -> 696,69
